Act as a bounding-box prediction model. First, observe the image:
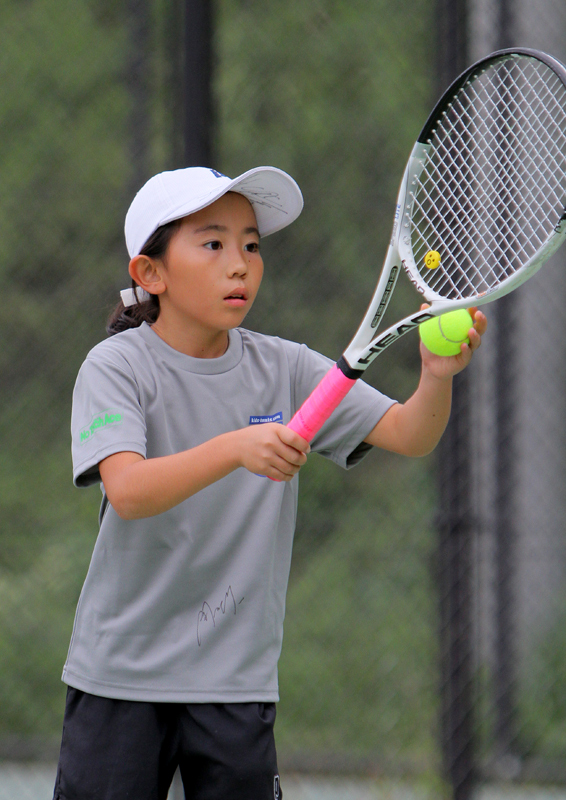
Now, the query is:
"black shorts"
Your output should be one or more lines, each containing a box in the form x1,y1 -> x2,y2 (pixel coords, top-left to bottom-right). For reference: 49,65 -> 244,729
53,688 -> 282,800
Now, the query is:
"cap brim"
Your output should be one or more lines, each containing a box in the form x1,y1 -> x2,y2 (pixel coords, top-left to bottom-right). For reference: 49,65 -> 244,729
159,166 -> 304,238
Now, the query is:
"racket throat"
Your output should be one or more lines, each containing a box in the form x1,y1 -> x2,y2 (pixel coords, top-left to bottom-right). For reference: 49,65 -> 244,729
370,265 -> 400,329
350,309 -> 436,369
336,355 -> 364,380
342,142 -> 431,371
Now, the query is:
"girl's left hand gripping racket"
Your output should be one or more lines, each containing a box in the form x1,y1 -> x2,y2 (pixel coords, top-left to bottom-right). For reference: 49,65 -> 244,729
289,47 -> 566,443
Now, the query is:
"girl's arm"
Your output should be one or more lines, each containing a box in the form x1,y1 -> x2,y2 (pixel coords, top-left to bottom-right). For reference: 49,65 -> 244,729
365,308 -> 487,456
99,423 -> 309,520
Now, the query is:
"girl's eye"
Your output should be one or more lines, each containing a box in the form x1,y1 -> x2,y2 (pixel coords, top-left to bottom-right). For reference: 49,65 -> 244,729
204,240 -> 222,251
245,242 -> 260,253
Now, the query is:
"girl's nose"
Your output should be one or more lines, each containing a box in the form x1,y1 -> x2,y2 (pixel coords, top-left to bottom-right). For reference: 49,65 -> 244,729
227,249 -> 248,277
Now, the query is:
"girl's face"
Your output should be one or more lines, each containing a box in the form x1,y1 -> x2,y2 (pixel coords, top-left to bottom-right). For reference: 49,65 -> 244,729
149,192 -> 264,356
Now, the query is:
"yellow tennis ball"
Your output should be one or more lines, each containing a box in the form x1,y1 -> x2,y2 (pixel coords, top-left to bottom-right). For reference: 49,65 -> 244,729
419,309 -> 472,356
424,250 -> 441,269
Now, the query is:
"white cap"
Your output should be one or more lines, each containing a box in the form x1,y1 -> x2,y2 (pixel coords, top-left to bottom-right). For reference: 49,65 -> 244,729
124,165 -> 304,259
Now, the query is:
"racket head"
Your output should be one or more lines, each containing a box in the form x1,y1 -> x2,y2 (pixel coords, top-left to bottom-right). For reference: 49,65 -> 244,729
397,48 -> 566,305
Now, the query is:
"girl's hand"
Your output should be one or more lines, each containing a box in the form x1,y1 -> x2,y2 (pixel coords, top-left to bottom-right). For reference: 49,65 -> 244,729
100,423 -> 310,519
235,422 -> 310,481
419,305 -> 487,381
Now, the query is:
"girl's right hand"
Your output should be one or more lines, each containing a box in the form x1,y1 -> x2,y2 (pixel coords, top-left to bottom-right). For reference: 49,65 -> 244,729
235,422 -> 310,481
99,423 -> 311,520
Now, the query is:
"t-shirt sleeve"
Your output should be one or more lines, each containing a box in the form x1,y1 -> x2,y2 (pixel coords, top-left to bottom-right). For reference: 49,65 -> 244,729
71,352 -> 147,487
292,344 -> 397,469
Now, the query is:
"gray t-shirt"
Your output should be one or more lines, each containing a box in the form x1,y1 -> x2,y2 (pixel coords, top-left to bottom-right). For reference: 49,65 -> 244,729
63,323 -> 396,702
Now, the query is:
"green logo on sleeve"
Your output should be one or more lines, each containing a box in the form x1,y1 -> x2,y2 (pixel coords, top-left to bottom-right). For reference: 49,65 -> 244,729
79,409 -> 123,445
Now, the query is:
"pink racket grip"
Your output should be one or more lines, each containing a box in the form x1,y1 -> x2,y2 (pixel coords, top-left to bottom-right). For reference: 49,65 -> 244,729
288,362 -> 358,443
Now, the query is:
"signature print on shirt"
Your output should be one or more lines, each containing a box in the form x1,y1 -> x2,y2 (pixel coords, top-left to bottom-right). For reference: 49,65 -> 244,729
196,586 -> 245,646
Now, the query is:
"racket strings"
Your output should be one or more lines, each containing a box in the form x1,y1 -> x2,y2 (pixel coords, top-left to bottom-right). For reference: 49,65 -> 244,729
456,65 -> 566,209
430,86 -> 562,281
414,149 -> 533,295
425,136 -> 533,260
423,64 -> 566,292
425,136 -> 549,281
413,173 -> 497,294
411,56 -> 566,299
465,76 -> 566,208
458,99 -> 564,207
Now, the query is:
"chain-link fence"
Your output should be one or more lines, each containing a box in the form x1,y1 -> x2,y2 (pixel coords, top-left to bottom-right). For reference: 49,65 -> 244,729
1,1 -> 566,799
442,2 -> 566,799
470,0 -> 566,784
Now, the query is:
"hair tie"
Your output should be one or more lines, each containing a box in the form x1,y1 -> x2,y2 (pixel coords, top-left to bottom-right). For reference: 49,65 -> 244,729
120,287 -> 151,307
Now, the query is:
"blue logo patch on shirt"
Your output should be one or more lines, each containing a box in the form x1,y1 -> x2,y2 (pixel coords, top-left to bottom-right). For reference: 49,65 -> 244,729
249,412 -> 283,425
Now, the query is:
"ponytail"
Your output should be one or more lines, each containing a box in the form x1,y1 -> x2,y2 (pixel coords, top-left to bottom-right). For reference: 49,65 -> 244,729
106,218 -> 182,336
106,292 -> 160,336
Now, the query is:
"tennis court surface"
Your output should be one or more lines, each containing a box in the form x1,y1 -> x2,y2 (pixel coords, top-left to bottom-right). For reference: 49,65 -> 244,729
2,765 -> 566,800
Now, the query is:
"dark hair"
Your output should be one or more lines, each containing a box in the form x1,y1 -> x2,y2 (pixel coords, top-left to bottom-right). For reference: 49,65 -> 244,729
106,219 -> 182,336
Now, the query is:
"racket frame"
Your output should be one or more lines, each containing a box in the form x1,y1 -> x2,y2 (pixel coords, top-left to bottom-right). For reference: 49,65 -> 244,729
343,144 -> 566,374
342,49 -> 566,374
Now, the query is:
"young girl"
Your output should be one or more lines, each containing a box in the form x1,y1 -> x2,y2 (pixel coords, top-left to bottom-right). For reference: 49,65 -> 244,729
53,166 -> 486,800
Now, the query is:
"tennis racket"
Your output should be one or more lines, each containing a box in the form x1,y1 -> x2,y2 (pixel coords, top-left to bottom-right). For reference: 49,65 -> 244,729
289,47 -> 566,443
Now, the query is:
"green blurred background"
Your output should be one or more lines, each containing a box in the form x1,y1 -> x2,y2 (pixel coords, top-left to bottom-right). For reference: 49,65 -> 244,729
2,2 -> 566,799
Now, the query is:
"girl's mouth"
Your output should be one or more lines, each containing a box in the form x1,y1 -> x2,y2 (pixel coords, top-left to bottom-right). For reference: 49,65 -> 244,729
224,289 -> 248,307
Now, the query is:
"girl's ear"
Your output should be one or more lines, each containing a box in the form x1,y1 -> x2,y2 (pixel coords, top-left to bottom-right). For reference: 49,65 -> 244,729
128,255 -> 166,297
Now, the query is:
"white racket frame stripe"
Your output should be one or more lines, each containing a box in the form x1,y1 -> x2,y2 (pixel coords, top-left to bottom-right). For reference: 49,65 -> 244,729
287,48 -> 566,443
